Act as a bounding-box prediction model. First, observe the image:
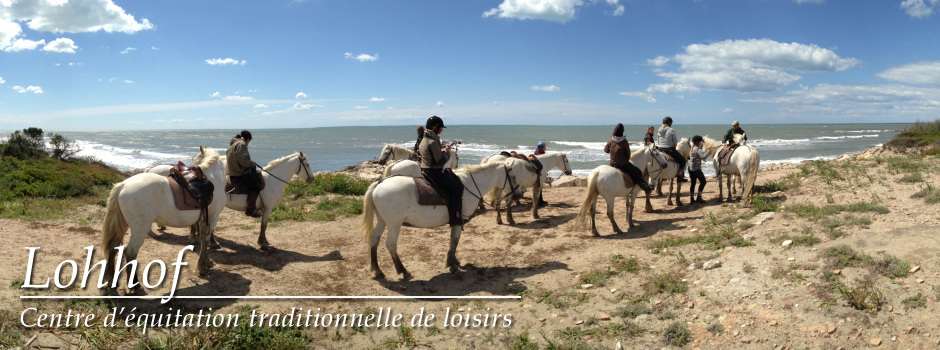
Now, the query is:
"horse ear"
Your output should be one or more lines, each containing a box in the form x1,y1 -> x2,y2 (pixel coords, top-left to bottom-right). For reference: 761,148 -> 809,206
200,145 -> 205,153
299,151 -> 305,158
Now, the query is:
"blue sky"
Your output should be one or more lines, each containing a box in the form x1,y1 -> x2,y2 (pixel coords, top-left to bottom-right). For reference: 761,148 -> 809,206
1,0 -> 939,130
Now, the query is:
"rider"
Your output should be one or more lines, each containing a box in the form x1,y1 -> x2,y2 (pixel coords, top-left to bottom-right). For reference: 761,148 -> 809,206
655,117 -> 688,182
412,125 -> 425,162
534,142 -> 548,207
420,116 -> 465,226
226,130 -> 263,218
723,120 -> 747,145
644,126 -> 655,147
605,123 -> 653,194
689,135 -> 711,203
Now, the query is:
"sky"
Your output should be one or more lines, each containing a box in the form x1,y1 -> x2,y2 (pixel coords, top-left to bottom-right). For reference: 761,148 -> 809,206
0,0 -> 939,130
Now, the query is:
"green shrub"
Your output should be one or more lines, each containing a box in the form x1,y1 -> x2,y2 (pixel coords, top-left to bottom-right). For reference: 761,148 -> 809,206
663,322 -> 692,346
0,156 -> 123,201
751,193 -> 779,214
915,184 -> 940,203
0,128 -> 47,160
284,173 -> 371,198
511,333 -> 539,350
899,172 -> 925,183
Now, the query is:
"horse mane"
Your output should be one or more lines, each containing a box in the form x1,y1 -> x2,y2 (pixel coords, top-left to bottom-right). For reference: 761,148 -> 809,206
733,133 -> 746,143
702,136 -> 722,153
263,152 -> 300,170
387,144 -> 410,152
456,161 -> 502,174
630,145 -> 648,158
195,148 -> 220,168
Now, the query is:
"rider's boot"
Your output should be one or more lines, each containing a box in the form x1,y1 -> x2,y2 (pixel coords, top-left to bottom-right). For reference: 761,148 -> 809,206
677,170 -> 688,183
638,180 -> 653,195
245,191 -> 262,218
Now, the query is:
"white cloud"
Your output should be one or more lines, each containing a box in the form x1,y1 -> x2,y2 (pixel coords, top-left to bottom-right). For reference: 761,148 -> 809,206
151,47 -> 159,50
296,92 -> 309,99
41,38 -> 77,53
721,108 -> 734,113
876,61 -> 940,85
3,38 -> 45,52
370,97 -> 385,102
531,85 -> 561,92
436,101 -> 446,107
619,91 -> 656,103
120,47 -> 135,54
483,0 -> 624,23
210,92 -> 220,98
292,102 -> 316,110
253,104 -> 268,108
262,102 -> 321,116
345,52 -> 379,62
123,80 -> 133,84
68,62 -> 82,66
0,0 -> 153,52
901,0 -> 938,18
355,106 -> 369,109
741,83 -> 940,118
0,77 -> 4,84
206,58 -> 246,65
639,38 -> 860,95
222,95 -> 253,100
494,101 -> 499,105
387,106 -> 394,110
13,85 -> 43,94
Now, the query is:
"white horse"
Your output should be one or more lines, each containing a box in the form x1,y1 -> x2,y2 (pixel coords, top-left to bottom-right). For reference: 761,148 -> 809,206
100,147 -> 225,294
376,144 -> 417,166
482,153 -> 573,225
574,153 -> 645,236
703,135 -> 759,206
147,152 -> 315,250
650,138 -> 691,196
381,151 -> 459,178
359,162 -> 523,280
635,145 -> 685,209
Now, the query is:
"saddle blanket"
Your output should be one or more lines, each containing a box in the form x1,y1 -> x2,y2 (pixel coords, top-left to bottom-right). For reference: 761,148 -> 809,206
168,176 -> 214,211
224,174 -> 266,195
718,144 -> 740,167
615,168 -> 634,189
414,177 -> 447,206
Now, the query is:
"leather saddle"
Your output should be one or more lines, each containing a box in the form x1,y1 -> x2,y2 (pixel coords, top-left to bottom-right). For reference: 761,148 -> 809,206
656,148 -> 677,163
167,163 -> 214,211
414,170 -> 462,206
718,144 -> 741,166
612,167 -> 634,188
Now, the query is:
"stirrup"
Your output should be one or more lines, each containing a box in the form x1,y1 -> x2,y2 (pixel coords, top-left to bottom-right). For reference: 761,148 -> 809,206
245,210 -> 262,218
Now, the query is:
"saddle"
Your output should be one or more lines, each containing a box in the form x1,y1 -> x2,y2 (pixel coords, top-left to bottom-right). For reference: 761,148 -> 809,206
414,170 -> 462,206
656,148 -> 677,163
224,173 -> 266,195
613,167 -> 634,188
167,164 -> 214,211
718,144 -> 741,167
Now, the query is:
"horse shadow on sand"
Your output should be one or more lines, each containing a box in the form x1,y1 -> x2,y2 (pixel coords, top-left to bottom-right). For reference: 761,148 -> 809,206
106,270 -> 252,313
375,261 -> 570,299
591,215 -> 698,241
504,213 -> 577,230
150,230 -> 342,272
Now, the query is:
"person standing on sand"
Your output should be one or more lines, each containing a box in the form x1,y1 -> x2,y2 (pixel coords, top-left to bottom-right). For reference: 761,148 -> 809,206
226,130 -> 263,218
534,141 -> 548,207
689,135 -> 711,203
656,117 -> 688,182
605,123 -> 653,194
420,116 -> 465,227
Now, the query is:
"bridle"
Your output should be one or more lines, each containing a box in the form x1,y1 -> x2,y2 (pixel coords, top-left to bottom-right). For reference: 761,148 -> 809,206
259,153 -> 313,186
648,147 -> 667,181
561,153 -> 572,175
464,165 -> 520,207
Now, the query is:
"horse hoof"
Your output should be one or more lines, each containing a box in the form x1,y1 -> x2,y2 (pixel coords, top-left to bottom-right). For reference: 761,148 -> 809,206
532,214 -> 540,219
449,266 -> 459,274
373,271 -> 386,280
207,259 -> 216,268
259,244 -> 270,251
209,243 -> 221,250
592,231 -> 600,237
676,202 -> 683,207
402,272 -> 414,281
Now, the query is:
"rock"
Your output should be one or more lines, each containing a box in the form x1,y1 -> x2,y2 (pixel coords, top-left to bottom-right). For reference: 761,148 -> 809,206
870,338 -> 881,346
916,279 -> 925,284
703,259 -> 722,270
828,326 -> 837,334
581,284 -> 594,289
610,288 -> 617,293
574,320 -> 584,325
688,263 -> 698,270
911,265 -> 921,273
782,240 -> 793,248
598,312 -> 611,320
833,270 -> 841,275
788,257 -> 795,261
650,248 -> 660,254
615,341 -> 623,350
551,175 -> 580,188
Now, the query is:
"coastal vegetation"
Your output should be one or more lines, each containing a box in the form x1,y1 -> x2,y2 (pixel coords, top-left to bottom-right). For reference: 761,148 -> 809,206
885,119 -> 940,151
0,128 -> 124,221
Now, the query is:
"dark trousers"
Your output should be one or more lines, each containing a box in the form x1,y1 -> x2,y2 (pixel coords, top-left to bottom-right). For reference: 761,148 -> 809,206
662,147 -> 687,172
611,162 -> 648,187
423,168 -> 463,214
231,169 -> 262,193
689,169 -> 706,194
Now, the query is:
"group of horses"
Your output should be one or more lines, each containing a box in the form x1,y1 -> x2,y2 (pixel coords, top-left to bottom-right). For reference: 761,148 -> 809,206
95,135 -> 758,293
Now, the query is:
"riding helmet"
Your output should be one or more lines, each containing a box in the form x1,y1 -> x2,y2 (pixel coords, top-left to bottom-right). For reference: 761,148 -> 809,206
537,141 -> 546,147
692,135 -> 703,144
662,116 -> 673,125
426,116 -> 446,130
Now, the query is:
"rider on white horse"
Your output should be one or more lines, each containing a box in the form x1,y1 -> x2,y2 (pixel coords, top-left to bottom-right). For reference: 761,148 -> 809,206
411,125 -> 424,162
226,130 -> 262,218
420,116 -> 465,226
605,123 -> 653,194
723,120 -> 748,145
656,117 -> 688,183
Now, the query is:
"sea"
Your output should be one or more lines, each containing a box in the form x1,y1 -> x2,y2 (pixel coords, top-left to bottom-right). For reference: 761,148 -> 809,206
2,124 -> 907,178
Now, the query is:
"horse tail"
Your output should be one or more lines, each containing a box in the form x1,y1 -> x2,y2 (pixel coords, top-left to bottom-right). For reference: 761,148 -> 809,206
383,163 -> 394,178
359,181 -> 380,243
575,170 -> 600,231
741,148 -> 760,206
100,182 -> 128,252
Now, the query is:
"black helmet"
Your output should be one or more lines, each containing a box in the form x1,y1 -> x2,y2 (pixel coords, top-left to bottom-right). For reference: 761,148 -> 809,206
662,116 -> 673,125
692,135 -> 703,144
425,116 -> 446,130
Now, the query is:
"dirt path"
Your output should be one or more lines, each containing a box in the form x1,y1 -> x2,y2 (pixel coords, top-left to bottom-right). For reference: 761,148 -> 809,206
3,152 -> 940,349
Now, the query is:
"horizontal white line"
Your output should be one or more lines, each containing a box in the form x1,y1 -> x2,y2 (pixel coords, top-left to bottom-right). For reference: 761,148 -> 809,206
20,296 -> 521,299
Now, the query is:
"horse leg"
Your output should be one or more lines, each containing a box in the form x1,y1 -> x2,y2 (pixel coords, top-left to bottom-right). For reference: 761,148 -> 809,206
726,175 -> 733,201
446,225 -> 464,273
625,193 -> 636,228
590,200 -> 600,237
603,193 -> 622,234
667,179 -> 675,206
675,178 -> 683,206
258,211 -> 271,250
370,217 -> 387,280
188,224 -> 196,243
645,186 -> 654,213
195,224 -> 212,276
531,185 -> 540,220
385,223 -> 412,280
716,173 -> 724,202
123,228 -> 149,295
656,179 -> 664,196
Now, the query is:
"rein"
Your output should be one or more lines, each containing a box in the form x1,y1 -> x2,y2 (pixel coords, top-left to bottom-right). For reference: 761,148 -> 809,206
464,167 -> 519,208
257,154 -> 312,186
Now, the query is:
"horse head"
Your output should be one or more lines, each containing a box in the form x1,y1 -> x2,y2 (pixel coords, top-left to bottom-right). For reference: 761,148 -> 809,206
377,145 -> 392,165
299,151 -> 315,184
562,153 -> 573,176
504,164 -> 524,200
